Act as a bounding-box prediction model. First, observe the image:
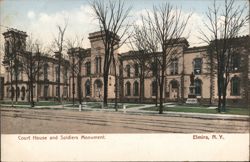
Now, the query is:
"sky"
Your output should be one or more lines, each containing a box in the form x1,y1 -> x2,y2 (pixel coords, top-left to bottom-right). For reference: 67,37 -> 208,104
0,0 -> 249,73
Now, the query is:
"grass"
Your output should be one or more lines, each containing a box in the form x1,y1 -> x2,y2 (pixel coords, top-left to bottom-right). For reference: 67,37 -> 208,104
125,104 -> 145,108
142,106 -> 249,116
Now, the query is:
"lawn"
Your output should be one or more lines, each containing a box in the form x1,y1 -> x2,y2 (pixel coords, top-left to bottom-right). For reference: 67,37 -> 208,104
0,101 -> 63,106
125,104 -> 145,108
142,106 -> 250,116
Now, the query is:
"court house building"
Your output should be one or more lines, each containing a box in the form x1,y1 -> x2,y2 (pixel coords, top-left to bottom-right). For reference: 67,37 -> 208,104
1,29 -> 249,106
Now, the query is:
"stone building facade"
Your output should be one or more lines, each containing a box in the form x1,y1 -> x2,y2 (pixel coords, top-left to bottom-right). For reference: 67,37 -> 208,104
1,29 -> 249,106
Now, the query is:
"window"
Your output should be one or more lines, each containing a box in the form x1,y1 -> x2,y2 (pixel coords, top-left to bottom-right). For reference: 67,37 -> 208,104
17,87 -> 20,98
56,86 -> 59,96
85,62 -> 91,76
193,58 -> 202,74
231,54 -> 240,71
125,82 -> 131,96
11,87 -> 14,98
171,80 -> 178,88
133,81 -> 139,96
151,61 -> 157,76
33,86 -> 36,97
63,87 -> 67,96
95,57 -> 102,73
17,40 -> 22,50
231,77 -> 240,96
55,66 -> 59,82
194,79 -> 202,96
63,67 -> 68,83
152,80 -> 157,96
44,64 -> 49,80
44,85 -> 48,98
21,86 -> 25,100
94,79 -> 102,97
85,80 -> 91,96
5,41 -> 10,54
134,63 -> 139,77
170,58 -> 178,75
126,65 -> 130,77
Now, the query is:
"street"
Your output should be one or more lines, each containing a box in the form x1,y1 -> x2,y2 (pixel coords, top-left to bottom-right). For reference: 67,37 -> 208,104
1,107 -> 249,133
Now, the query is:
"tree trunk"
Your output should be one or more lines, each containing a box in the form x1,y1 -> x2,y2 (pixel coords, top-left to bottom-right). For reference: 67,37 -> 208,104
10,62 -> 14,107
139,67 -> 145,103
217,74 -> 222,113
103,73 -> 108,107
159,75 -> 164,114
114,71 -> 118,111
15,73 -> 18,103
58,55 -> 61,102
72,76 -> 75,107
159,52 -> 166,114
155,77 -> 158,107
77,61 -> 82,105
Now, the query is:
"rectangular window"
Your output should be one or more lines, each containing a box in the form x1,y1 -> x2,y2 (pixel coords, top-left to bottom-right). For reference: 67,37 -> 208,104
63,87 -> 67,96
55,66 -> 59,82
86,62 -> 91,76
44,86 -> 48,97
231,55 -> 240,72
194,58 -> 202,75
134,64 -> 139,77
33,86 -> 36,97
126,65 -> 130,77
170,58 -> 178,75
56,86 -> 59,96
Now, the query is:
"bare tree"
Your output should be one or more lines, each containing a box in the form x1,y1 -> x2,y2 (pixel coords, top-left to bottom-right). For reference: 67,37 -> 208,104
19,36 -> 45,107
128,23 -> 158,103
199,0 -> 249,112
52,20 -> 68,102
67,35 -> 86,106
145,3 -> 191,114
90,0 -> 132,107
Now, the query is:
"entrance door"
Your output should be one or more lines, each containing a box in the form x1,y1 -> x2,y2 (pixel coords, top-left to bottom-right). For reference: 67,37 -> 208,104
169,80 -> 179,101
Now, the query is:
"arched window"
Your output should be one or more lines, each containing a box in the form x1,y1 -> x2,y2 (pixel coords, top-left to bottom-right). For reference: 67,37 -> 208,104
231,76 -> 240,96
133,81 -> 139,96
94,79 -> 102,97
194,79 -> 202,96
126,65 -> 130,77
134,63 -> 139,77
125,82 -> 131,96
152,80 -> 157,96
17,87 -> 20,98
85,80 -> 91,96
21,86 -> 25,100
193,58 -> 202,74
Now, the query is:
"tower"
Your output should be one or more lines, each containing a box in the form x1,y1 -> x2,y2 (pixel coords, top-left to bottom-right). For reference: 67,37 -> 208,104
2,28 -> 27,59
